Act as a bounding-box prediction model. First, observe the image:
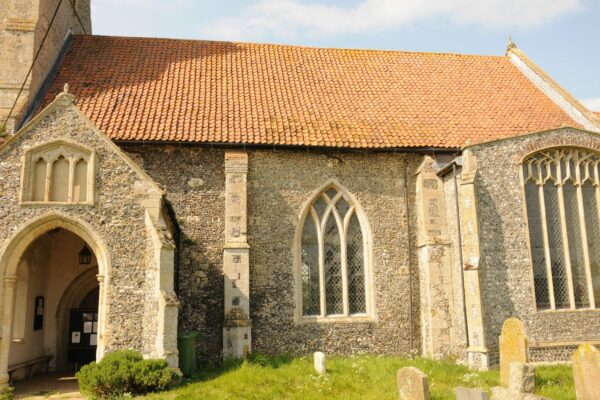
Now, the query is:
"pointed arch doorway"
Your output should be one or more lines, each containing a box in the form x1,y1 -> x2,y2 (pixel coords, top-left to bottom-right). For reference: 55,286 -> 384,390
0,213 -> 110,385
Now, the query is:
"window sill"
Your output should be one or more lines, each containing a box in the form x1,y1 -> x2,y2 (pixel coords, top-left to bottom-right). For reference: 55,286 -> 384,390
536,307 -> 600,314
297,314 -> 375,325
20,201 -> 94,207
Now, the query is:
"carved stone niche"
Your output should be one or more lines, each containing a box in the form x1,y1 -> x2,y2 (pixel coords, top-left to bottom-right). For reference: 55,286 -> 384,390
20,139 -> 95,205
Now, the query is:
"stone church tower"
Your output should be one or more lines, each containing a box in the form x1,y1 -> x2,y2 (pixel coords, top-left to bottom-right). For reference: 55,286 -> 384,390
0,0 -> 91,133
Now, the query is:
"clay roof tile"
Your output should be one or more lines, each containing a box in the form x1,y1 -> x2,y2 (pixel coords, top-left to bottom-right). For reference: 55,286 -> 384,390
42,35 -> 581,149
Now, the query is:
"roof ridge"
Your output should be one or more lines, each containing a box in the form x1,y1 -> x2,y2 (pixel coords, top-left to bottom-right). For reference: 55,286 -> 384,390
73,34 -> 506,58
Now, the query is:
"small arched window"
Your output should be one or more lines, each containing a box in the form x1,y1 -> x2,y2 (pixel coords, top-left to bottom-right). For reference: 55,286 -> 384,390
297,183 -> 372,320
21,140 -> 95,205
523,147 -> 600,310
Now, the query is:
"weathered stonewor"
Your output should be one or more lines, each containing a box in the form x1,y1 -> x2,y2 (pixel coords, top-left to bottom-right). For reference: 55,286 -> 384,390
455,387 -> 489,400
572,343 -> 600,400
397,367 -> 429,400
491,362 -> 546,400
313,351 -> 326,375
508,362 -> 535,394
499,318 -> 528,386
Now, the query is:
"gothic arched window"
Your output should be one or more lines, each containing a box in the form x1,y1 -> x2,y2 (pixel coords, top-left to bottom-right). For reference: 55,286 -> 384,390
523,147 -> 600,310
21,140 -> 95,205
297,183 -> 372,320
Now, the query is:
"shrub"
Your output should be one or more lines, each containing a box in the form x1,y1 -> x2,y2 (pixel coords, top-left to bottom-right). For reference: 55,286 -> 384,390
131,359 -> 180,393
77,350 -> 179,399
0,386 -> 13,400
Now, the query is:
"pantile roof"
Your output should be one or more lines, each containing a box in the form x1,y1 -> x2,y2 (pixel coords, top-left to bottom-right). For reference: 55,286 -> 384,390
43,35 -> 581,149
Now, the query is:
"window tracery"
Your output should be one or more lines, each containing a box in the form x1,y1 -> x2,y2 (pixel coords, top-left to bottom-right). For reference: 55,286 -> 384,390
298,184 -> 370,319
523,147 -> 600,310
21,140 -> 94,204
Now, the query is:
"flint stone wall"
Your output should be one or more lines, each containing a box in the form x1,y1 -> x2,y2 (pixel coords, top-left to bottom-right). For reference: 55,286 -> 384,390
466,128 -> 600,360
0,105 -> 159,356
124,147 -> 423,359
121,144 -> 225,363
247,150 -> 421,355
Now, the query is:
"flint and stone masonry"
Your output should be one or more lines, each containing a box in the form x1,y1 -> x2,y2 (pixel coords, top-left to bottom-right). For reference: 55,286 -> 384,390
3,0 -> 600,377
223,151 -> 252,358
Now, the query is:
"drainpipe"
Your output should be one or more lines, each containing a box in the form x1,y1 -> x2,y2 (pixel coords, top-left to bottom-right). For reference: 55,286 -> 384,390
452,162 -> 470,348
404,160 -> 415,353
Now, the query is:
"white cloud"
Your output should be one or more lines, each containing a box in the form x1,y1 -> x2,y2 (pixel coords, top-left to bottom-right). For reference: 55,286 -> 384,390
94,0 -> 194,10
199,0 -> 582,41
581,97 -> 600,112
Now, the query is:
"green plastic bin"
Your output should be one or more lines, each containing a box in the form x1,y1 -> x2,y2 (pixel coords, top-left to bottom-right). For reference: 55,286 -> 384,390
178,332 -> 198,376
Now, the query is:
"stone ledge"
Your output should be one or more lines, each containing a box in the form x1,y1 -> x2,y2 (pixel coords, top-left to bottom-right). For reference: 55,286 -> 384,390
4,19 -> 36,32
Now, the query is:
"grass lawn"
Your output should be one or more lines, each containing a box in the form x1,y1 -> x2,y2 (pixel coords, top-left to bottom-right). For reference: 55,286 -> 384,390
143,355 -> 575,400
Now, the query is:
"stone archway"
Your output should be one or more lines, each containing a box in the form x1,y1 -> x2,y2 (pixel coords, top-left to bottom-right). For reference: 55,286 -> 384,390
55,268 -> 100,370
0,212 -> 111,385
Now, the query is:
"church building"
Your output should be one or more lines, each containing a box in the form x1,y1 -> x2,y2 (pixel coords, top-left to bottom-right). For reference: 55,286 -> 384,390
1,0 -> 600,384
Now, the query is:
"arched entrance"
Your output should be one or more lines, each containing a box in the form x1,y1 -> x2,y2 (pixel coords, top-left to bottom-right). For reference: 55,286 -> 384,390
0,213 -> 110,385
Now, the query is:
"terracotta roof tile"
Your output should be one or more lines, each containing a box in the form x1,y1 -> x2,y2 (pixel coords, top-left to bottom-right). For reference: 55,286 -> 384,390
43,35 -> 580,149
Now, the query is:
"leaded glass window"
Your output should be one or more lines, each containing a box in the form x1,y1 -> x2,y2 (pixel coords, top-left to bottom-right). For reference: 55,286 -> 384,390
523,148 -> 600,310
300,185 -> 369,318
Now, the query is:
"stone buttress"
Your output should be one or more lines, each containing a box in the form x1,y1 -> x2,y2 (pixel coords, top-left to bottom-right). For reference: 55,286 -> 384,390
222,151 -> 251,358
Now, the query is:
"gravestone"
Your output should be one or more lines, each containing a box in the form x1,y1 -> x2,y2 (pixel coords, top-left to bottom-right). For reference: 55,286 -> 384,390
455,386 -> 489,400
491,361 -> 545,400
313,351 -> 326,375
499,318 -> 528,386
508,362 -> 535,394
397,366 -> 429,400
572,343 -> 600,400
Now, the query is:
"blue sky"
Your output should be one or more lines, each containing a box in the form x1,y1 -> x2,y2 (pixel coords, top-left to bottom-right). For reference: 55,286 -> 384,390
93,0 -> 600,110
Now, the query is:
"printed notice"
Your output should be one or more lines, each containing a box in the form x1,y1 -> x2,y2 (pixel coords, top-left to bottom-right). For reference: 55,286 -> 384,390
84,322 -> 93,333
72,332 -> 81,344
93,321 -> 98,333
90,334 -> 97,346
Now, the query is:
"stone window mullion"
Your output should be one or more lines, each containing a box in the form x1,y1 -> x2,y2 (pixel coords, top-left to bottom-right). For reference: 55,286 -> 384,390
317,204 -> 326,318
338,207 -> 349,317
67,158 -> 76,202
536,166 -> 556,310
593,163 -> 600,302
44,158 -> 53,202
575,157 -> 596,308
555,159 -> 576,309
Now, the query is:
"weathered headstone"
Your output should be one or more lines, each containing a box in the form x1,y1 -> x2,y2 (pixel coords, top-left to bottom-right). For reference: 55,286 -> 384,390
313,351 -> 326,375
508,362 -> 535,394
572,343 -> 600,400
491,361 -> 545,400
491,387 -> 548,400
397,366 -> 429,400
499,318 -> 528,386
455,386 -> 489,400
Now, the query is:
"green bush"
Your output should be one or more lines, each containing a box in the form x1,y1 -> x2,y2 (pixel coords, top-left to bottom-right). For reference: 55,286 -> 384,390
77,350 -> 179,399
0,386 -> 13,400
131,359 -> 179,393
